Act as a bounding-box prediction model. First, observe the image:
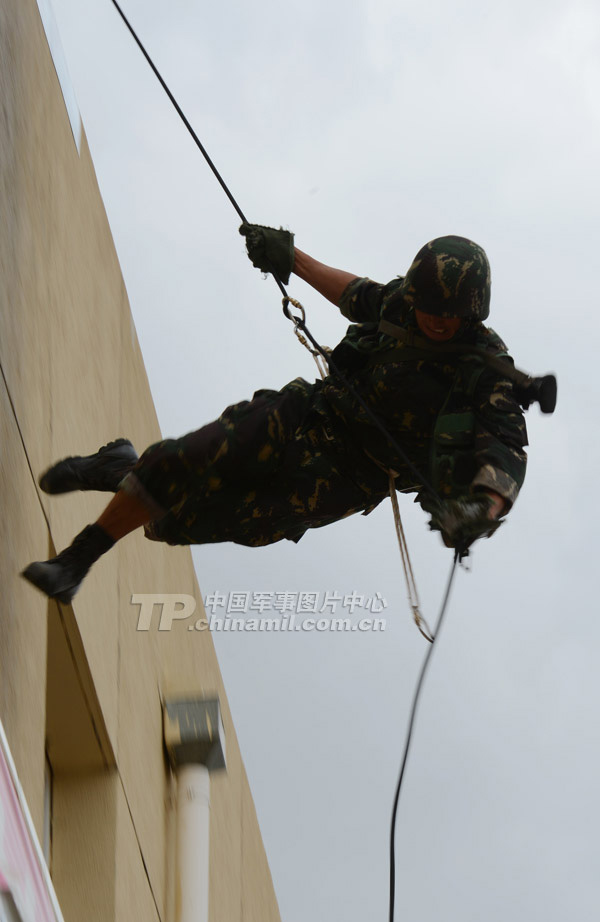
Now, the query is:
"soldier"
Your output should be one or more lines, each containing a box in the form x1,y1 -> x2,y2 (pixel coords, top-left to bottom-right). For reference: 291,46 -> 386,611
22,229 -> 528,604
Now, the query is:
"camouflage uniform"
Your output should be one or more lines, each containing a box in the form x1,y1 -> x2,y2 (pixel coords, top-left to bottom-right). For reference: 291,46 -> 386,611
120,273 -> 528,549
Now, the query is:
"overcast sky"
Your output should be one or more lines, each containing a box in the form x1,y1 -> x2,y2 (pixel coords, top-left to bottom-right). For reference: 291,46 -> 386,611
50,1 -> 599,919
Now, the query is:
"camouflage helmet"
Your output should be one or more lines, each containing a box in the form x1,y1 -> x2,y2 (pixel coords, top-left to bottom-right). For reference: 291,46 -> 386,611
400,235 -> 491,320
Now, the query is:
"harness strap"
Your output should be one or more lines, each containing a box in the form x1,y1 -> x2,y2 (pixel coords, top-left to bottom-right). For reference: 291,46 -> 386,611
376,319 -> 529,387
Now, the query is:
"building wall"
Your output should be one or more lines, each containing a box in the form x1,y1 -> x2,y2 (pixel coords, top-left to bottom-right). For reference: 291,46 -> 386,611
0,1 -> 281,920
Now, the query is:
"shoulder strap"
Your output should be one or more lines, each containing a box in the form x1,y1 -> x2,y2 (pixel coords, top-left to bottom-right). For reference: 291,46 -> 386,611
374,318 -> 529,388
371,319 -> 556,414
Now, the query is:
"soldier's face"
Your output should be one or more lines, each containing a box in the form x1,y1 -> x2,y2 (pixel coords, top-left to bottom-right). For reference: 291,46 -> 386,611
414,310 -> 461,342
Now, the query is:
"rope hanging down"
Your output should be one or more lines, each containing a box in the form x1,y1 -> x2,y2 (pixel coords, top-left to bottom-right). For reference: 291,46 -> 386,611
285,299 -> 435,642
388,551 -> 459,922
388,473 -> 434,643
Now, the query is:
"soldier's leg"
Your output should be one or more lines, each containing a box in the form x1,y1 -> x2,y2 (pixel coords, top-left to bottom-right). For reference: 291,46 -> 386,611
96,490 -> 155,540
21,490 -> 155,604
173,422 -> 390,548
39,438 -> 139,494
22,418 -> 227,603
121,382 -> 316,542
22,380 -> 317,596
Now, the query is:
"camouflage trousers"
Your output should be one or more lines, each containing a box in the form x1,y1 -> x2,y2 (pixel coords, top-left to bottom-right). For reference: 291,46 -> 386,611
121,379 -> 390,547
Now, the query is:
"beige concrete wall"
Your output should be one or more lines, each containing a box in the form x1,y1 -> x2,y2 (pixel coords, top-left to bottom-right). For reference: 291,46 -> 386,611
0,1 -> 281,920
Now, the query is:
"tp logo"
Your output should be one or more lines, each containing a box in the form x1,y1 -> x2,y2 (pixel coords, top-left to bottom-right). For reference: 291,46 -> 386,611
131,594 -> 198,631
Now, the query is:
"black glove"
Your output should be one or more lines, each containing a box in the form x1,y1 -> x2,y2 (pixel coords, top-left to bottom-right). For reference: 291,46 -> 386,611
239,223 -> 295,285
419,493 -> 503,553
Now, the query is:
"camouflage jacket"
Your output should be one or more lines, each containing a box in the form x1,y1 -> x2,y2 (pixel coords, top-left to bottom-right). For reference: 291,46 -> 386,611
316,276 -> 528,508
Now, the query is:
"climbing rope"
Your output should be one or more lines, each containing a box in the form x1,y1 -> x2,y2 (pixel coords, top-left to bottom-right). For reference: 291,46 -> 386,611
108,0 -> 441,494
108,0 -> 444,589
104,8 -> 464,920
388,551 -> 459,922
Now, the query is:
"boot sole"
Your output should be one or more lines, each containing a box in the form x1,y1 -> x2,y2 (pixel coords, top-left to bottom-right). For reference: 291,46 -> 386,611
21,563 -> 79,605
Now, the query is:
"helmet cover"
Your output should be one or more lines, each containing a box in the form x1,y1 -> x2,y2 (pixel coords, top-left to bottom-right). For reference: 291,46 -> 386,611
400,235 -> 491,320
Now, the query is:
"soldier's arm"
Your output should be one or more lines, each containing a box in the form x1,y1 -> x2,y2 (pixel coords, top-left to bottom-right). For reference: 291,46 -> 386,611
471,365 -> 528,513
293,249 -> 389,323
292,248 -> 359,306
483,490 -> 507,518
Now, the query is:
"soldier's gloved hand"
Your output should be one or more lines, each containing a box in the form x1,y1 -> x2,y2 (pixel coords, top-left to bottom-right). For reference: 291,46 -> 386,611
239,223 -> 295,285
423,494 -> 503,552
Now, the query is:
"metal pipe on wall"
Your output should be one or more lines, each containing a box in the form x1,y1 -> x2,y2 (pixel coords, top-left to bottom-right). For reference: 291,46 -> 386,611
163,697 -> 226,922
175,764 -> 210,922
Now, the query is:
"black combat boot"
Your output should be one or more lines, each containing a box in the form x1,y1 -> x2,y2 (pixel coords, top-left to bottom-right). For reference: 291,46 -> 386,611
39,438 -> 138,494
21,524 -> 115,604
